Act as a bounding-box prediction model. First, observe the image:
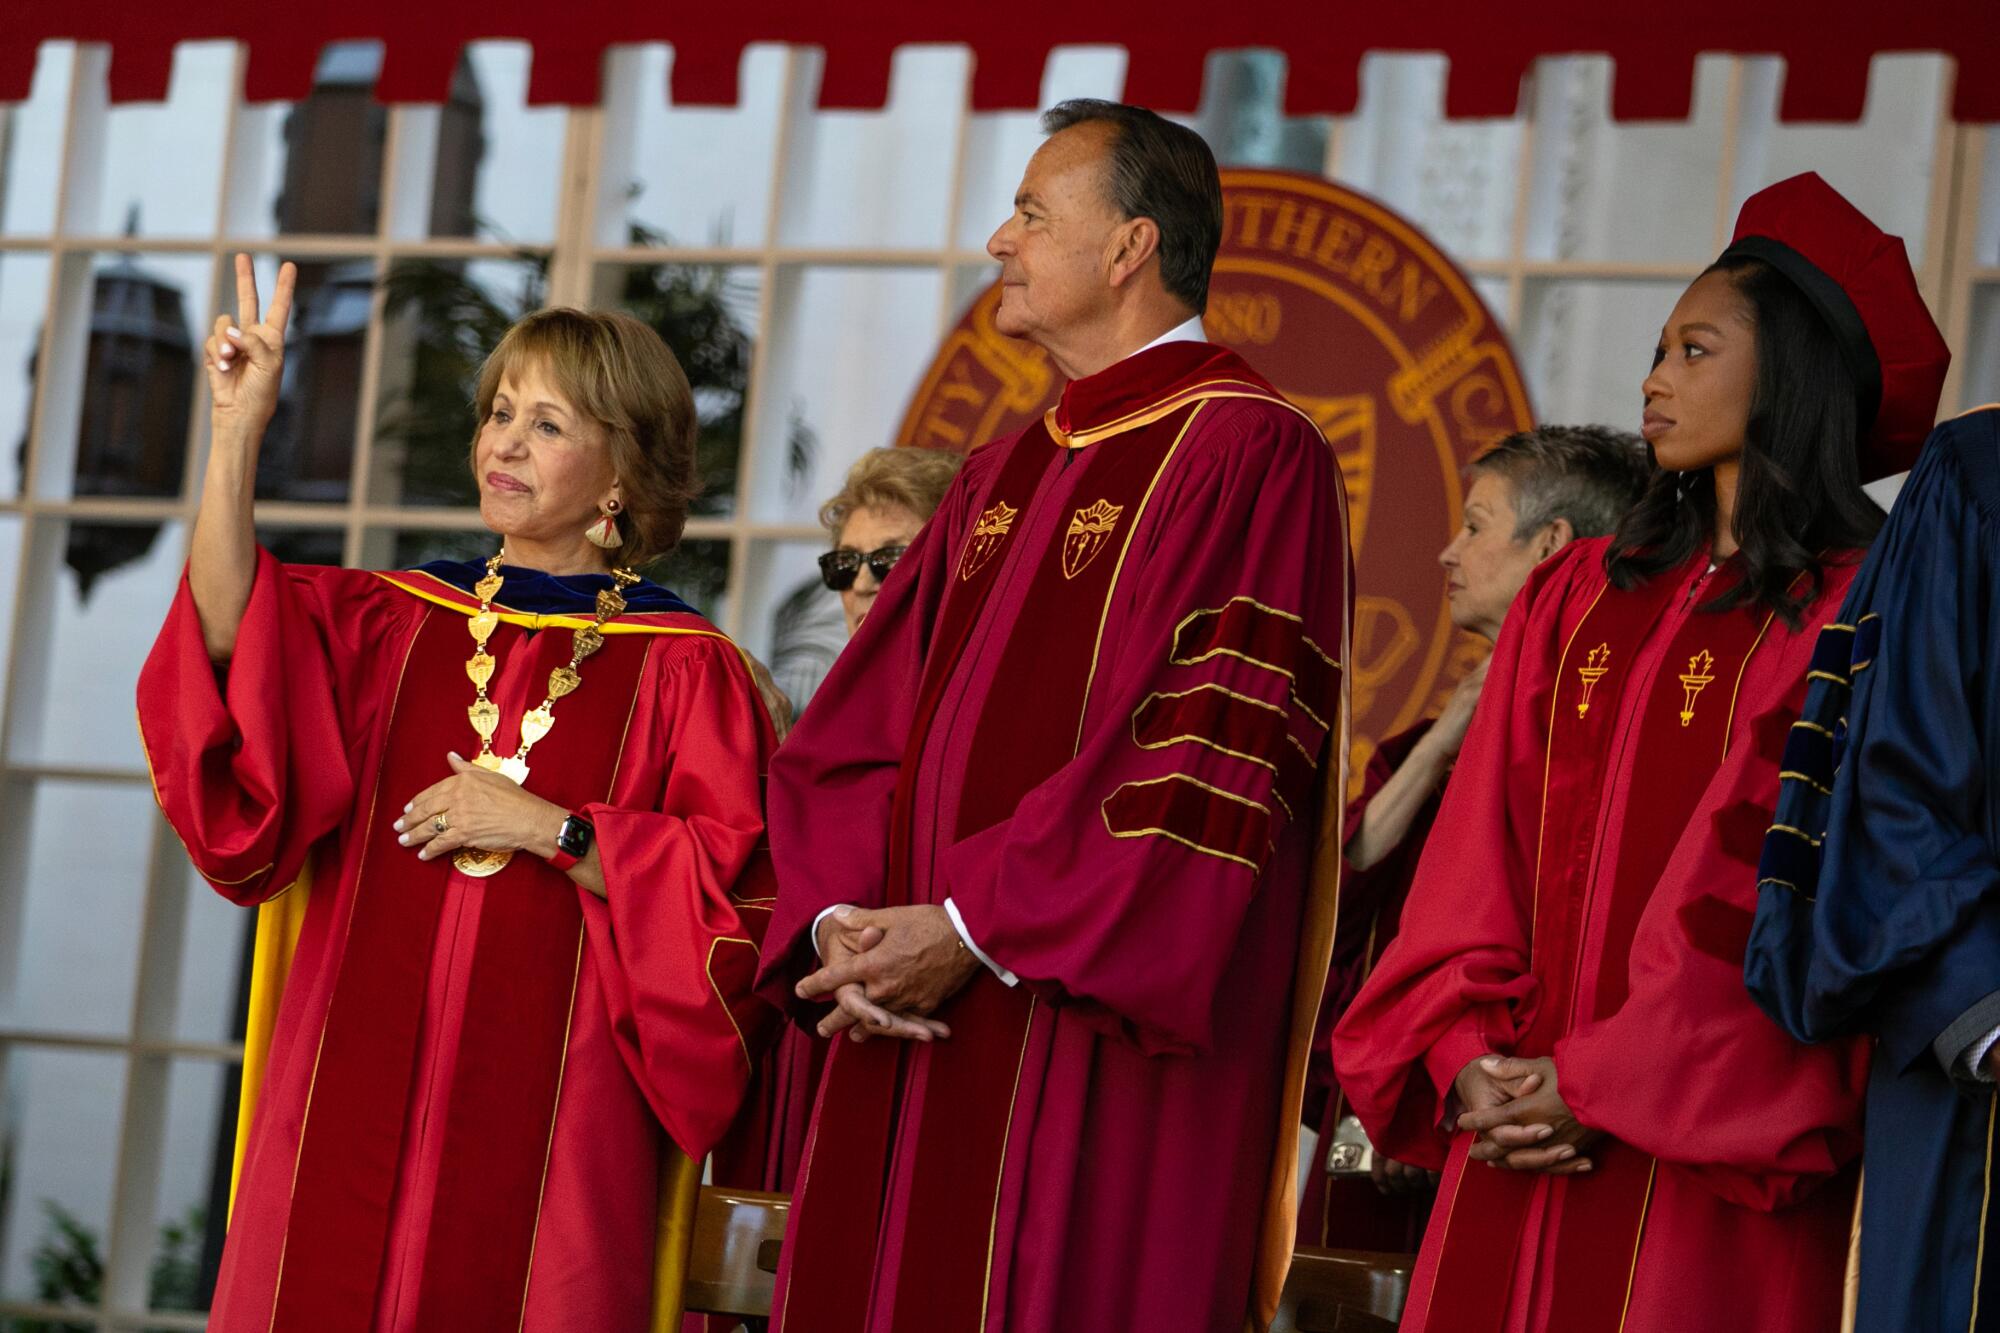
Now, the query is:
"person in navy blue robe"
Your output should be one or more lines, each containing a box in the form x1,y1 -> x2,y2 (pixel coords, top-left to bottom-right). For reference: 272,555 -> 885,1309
1746,404 -> 2000,1333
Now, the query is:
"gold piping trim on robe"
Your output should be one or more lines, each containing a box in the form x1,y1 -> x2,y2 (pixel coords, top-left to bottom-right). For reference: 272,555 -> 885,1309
516,929 -> 587,1331
1044,379 -> 1279,448
706,936 -> 761,1073
1100,774 -> 1270,871
1167,596 -> 1339,733
230,863 -> 312,1218
1755,876 -> 1803,895
976,998 -> 1039,1332
1971,1091 -> 1997,1332
264,604 -> 429,1333
1615,1160 -> 1661,1332
1073,404 -> 1209,750
1850,658 -> 1874,674
1808,669 -> 1851,686
525,650 -> 644,1325
1131,684 -> 1296,776
1409,1149 -> 1472,1329
1841,1170 -> 1864,1333
137,708 -> 278,889
378,573 -> 747,651
1529,583 -> 1609,963
1793,718 -> 1838,739
1720,607 -> 1781,758
1171,595 -> 1342,670
770,1063 -> 829,1323
1769,823 -> 1824,847
1247,442 -> 1350,1332
1779,769 -> 1835,796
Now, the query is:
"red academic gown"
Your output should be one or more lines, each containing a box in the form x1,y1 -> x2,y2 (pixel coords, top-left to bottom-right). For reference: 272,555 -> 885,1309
758,340 -> 1352,1333
1300,719 -> 1440,1251
1331,539 -> 1869,1333
137,553 -> 779,1333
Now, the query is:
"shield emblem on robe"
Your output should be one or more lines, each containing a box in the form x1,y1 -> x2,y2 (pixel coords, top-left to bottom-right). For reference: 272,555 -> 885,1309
900,169 -> 1535,802
1062,499 -> 1125,579
959,501 -> 1019,581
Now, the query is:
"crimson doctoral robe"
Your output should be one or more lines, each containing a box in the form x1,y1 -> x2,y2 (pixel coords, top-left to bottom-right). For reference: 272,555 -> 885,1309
758,340 -> 1351,1333
137,552 -> 779,1333
1300,719 -> 1440,1252
1332,540 -> 1868,1333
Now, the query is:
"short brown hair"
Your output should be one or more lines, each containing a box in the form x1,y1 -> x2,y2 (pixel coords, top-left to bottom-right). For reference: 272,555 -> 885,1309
1040,99 -> 1223,314
818,447 -> 965,541
471,308 -> 698,568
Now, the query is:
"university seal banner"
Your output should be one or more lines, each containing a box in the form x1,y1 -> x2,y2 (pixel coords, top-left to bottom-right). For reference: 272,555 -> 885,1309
895,168 -> 1536,788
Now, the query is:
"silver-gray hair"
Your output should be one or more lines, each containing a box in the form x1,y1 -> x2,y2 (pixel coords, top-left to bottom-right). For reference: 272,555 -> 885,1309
1468,424 -> 1650,542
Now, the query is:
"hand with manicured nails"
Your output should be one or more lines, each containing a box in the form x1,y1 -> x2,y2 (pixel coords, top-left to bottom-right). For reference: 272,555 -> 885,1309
206,253 -> 296,445
1457,1055 -> 1600,1174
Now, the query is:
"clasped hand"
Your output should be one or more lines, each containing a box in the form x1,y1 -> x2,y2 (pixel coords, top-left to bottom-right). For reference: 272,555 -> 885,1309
1453,1055 -> 1600,1175
797,905 -> 983,1045
392,752 -> 565,862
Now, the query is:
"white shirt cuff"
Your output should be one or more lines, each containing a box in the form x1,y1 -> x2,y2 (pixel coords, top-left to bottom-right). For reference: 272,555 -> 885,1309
1963,1022 -> 2000,1082
810,904 -> 846,960
944,898 -> 1019,987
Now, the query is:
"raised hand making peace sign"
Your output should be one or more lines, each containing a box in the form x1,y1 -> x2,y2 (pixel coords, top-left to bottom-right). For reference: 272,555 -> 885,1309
203,254 -> 296,443
188,254 -> 298,662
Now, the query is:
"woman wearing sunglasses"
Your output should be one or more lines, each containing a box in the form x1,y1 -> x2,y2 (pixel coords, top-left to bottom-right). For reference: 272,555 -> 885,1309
699,443 -> 966,1316
817,447 -> 966,636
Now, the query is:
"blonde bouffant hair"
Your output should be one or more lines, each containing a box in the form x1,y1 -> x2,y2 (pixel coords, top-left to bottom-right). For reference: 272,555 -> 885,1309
471,308 -> 699,569
818,447 -> 965,542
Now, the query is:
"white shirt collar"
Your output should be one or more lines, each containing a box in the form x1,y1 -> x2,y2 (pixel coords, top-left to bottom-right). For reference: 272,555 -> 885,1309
1133,314 -> 1207,357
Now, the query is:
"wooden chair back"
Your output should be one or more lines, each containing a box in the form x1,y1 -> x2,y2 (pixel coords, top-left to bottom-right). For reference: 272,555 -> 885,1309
1271,1245 -> 1413,1333
680,1186 -> 788,1318
674,1188 -> 1412,1332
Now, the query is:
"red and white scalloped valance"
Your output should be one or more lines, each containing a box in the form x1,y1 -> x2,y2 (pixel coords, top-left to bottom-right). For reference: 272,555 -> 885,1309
3,0 -> 1995,121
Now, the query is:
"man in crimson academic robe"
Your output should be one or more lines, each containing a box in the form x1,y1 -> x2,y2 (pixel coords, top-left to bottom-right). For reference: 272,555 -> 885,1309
1330,173 -> 1950,1333
1303,424 -> 1647,1251
755,99 -> 1352,1333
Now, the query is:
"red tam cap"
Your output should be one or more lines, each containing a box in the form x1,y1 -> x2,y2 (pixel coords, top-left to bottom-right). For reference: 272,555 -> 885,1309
1721,173 -> 1949,481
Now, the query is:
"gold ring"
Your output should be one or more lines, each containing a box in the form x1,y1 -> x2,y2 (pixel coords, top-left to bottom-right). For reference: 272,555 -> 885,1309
433,813 -> 449,835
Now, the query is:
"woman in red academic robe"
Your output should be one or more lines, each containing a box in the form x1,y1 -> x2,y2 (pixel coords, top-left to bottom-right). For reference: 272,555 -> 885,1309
1331,173 -> 1951,1332
137,258 -> 778,1333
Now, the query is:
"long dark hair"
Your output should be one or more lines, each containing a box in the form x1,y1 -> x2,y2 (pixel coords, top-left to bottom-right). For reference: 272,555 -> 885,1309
1604,256 -> 1884,628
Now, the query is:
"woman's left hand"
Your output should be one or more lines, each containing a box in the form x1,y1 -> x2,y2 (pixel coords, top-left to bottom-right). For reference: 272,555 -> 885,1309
394,752 -> 565,862
1457,1055 -> 1602,1174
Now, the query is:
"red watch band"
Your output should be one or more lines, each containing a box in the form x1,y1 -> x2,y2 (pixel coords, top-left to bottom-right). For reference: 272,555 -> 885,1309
547,813 -> 583,871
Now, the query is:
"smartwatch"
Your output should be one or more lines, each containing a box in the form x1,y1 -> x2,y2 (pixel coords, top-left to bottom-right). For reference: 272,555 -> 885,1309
548,813 -> 595,871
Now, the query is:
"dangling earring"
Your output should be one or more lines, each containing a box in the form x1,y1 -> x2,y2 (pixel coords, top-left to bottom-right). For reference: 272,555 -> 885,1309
1675,471 -> 1695,505
585,498 -> 622,550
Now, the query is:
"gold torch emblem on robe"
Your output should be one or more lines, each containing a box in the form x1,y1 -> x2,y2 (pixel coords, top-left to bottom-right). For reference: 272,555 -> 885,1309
1575,643 -> 1611,718
1678,649 -> 1716,726
959,501 -> 1020,581
1062,499 -> 1126,580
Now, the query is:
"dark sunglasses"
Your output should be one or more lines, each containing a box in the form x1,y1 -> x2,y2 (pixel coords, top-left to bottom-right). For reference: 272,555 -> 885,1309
818,544 -> 909,591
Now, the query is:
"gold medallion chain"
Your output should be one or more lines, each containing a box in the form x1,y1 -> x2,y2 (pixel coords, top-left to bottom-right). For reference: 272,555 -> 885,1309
455,552 -> 640,877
